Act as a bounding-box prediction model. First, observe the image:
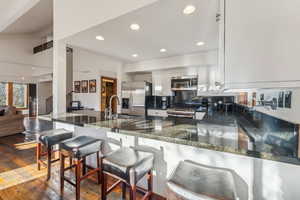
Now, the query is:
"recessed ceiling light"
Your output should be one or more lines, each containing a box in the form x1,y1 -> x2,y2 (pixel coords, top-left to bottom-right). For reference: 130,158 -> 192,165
96,35 -> 104,41
32,67 -> 35,70
130,24 -> 140,31
183,5 -> 196,15
196,41 -> 205,46
160,48 -> 167,52
21,77 -> 25,80
132,54 -> 138,58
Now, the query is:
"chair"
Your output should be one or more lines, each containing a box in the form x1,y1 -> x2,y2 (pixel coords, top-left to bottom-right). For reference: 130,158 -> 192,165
36,129 -> 73,180
167,160 -> 238,200
101,147 -> 154,200
59,136 -> 102,200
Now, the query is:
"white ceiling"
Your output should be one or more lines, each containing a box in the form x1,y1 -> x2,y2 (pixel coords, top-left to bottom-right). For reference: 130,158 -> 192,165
1,0 -> 53,35
0,0 -> 30,29
67,0 -> 219,63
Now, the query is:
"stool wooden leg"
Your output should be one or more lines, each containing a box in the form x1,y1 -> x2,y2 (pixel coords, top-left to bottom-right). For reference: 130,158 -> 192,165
46,147 -> 52,181
36,143 -> 41,170
82,157 -> 86,175
96,152 -> 101,184
60,153 -> 65,195
130,184 -> 136,200
122,182 -> 127,200
101,173 -> 107,200
69,156 -> 73,166
75,159 -> 82,200
148,171 -> 153,200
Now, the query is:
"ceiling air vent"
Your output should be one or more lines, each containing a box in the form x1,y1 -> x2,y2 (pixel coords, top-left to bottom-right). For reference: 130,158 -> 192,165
33,40 -> 53,54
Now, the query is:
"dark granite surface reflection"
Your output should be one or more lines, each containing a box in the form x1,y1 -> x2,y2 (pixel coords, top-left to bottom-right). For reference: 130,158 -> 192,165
51,110 -> 299,165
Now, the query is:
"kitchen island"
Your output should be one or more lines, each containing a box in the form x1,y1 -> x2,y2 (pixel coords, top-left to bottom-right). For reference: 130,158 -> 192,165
41,111 -> 300,200
46,110 -> 298,164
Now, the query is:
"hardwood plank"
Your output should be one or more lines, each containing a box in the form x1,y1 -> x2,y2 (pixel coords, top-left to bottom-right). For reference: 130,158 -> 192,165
0,133 -> 166,200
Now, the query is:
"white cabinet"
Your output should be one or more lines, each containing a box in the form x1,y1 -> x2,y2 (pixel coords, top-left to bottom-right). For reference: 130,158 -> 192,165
147,109 -> 168,117
224,0 -> 300,89
152,71 -> 172,96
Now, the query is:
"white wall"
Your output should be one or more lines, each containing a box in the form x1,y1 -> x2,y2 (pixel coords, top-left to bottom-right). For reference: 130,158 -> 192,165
54,0 -> 158,40
72,47 -> 123,111
0,35 -> 52,83
37,81 -> 52,115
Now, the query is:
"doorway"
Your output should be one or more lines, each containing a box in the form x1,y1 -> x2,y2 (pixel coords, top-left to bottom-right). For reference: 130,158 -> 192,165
100,76 -> 117,113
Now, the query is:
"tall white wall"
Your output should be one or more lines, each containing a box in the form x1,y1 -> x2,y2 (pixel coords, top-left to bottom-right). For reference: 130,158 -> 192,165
72,47 -> 123,111
54,0 -> 158,40
0,35 -> 52,83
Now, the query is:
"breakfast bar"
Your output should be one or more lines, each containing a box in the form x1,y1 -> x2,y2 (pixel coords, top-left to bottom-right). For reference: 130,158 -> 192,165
40,110 -> 300,200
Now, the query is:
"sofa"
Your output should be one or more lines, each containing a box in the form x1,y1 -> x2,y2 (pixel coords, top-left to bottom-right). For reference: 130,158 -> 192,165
0,106 -> 25,137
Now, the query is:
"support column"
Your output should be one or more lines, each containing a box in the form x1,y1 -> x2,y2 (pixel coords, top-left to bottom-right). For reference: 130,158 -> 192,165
53,40 -> 67,117
66,47 -> 73,109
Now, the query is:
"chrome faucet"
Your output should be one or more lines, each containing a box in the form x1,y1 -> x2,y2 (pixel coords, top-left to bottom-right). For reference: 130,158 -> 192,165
106,95 -> 120,120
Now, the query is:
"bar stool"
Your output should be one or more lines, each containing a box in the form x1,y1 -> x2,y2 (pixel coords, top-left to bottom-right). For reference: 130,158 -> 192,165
59,135 -> 102,200
167,160 -> 238,200
36,129 -> 73,180
101,147 -> 154,200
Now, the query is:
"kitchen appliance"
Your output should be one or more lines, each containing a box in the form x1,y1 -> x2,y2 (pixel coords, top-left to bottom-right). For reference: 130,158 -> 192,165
145,96 -> 171,110
167,108 -> 195,118
172,90 -> 198,108
121,81 -> 152,116
161,96 -> 168,110
171,75 -> 198,91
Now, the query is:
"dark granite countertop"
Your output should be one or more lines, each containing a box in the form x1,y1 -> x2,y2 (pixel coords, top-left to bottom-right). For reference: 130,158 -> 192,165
44,110 -> 299,165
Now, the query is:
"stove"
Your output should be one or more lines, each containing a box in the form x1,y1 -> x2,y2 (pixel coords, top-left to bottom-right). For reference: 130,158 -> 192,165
167,108 -> 195,118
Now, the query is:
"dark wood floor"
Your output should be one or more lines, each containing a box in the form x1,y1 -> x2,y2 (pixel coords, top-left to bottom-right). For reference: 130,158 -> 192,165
0,133 -> 164,200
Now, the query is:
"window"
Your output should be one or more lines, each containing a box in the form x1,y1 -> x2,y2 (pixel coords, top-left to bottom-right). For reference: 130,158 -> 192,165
13,84 -> 28,108
0,83 -> 8,106
0,82 -> 28,108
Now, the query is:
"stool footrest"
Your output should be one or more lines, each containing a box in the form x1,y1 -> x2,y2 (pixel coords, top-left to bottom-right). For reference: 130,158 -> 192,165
106,180 -> 122,194
37,158 -> 60,168
141,191 -> 152,200
63,177 -> 76,187
64,164 -> 77,171
81,168 -> 100,181
38,160 -> 47,168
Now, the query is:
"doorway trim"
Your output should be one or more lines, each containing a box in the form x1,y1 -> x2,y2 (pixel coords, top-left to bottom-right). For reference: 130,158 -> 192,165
100,76 -> 117,112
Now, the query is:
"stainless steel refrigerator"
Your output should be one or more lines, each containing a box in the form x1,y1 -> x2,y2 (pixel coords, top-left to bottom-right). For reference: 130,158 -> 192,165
121,81 -> 152,116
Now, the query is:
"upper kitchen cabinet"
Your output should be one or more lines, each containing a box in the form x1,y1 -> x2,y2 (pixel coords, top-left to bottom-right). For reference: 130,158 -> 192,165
224,0 -> 300,89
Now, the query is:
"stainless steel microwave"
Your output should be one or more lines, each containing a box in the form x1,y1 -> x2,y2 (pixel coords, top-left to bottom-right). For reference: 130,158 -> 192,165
171,76 -> 198,91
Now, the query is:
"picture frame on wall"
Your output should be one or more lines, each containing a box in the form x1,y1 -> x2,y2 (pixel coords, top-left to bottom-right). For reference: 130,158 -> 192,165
284,91 -> 292,108
89,79 -> 96,93
74,81 -> 81,93
81,80 -> 88,93
278,91 -> 284,108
